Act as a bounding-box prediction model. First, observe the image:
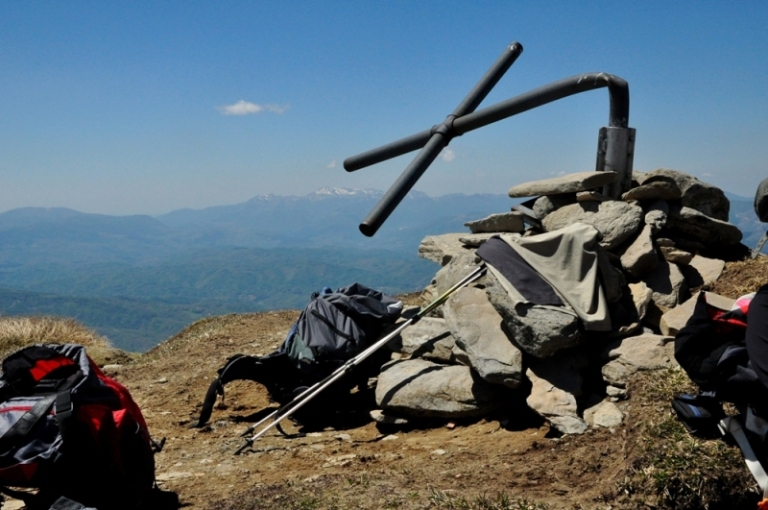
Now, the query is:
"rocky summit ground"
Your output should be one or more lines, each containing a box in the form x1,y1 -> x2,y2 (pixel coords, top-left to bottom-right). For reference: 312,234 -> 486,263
5,258 -> 768,510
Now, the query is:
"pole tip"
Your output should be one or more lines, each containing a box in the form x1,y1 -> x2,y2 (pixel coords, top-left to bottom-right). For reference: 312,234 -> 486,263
359,222 -> 377,237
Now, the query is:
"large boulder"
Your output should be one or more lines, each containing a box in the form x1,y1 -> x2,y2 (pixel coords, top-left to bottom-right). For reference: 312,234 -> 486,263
601,334 -> 676,389
584,400 -> 624,429
681,254 -> 726,288
641,259 -> 689,309
644,200 -> 669,234
483,270 -> 582,358
443,287 -> 523,388
464,212 -> 525,234
526,356 -> 588,435
375,359 -> 509,418
433,252 -> 481,296
618,224 -> 658,278
541,201 -> 644,251
508,171 -> 618,198
622,180 -> 682,201
532,193 -> 577,220
660,291 -> 735,337
597,247 -> 625,304
665,205 -> 742,246
640,168 -> 730,221
660,246 -> 694,265
418,234 -> 480,265
392,317 -> 457,364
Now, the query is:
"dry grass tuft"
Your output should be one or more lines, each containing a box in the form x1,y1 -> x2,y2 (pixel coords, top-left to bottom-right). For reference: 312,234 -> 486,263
709,255 -> 768,298
618,368 -> 759,509
0,315 -> 111,361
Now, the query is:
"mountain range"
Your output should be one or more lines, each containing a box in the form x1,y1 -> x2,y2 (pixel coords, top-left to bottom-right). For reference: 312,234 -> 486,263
0,189 -> 514,351
0,188 -> 763,352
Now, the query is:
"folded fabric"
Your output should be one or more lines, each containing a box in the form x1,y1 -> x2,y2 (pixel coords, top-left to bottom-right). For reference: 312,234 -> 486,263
479,222 -> 611,331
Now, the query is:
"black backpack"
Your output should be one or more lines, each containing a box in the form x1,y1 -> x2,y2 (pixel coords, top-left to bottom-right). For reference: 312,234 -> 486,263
194,283 -> 402,429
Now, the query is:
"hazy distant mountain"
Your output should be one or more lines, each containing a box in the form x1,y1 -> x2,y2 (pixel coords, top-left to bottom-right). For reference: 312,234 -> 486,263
1,188 -> 764,351
155,187 -> 515,252
0,189 -> 515,350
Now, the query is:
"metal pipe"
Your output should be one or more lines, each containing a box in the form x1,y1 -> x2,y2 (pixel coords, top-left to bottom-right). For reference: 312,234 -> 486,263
359,135 -> 447,236
345,42 -> 523,173
454,72 -> 629,133
344,72 -> 629,174
354,43 -> 523,236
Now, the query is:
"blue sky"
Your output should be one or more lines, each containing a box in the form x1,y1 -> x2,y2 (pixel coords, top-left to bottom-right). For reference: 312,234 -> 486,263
1,1 -> 767,215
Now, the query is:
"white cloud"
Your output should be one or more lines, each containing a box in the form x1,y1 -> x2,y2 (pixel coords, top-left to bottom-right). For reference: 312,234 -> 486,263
217,100 -> 290,116
326,159 -> 337,169
441,148 -> 455,162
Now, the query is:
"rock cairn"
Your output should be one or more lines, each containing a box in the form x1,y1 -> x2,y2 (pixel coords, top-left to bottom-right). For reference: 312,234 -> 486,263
375,168 -> 743,435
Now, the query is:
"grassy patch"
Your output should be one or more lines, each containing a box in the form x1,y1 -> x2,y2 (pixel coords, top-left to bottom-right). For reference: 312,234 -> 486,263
618,368 -> 759,509
0,315 -> 110,359
428,489 -> 549,509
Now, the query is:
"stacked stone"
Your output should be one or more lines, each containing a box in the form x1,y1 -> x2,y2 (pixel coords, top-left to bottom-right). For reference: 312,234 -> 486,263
374,168 -> 741,435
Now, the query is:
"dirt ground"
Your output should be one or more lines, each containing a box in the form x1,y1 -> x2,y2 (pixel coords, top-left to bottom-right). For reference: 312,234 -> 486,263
117,310 -> 633,510
7,257 -> 768,509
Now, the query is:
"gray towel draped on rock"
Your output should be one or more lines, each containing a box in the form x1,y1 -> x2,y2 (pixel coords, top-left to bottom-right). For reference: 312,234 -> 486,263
493,222 -> 611,331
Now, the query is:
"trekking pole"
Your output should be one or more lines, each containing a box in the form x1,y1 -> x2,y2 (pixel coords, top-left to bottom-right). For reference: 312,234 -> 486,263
234,263 -> 487,455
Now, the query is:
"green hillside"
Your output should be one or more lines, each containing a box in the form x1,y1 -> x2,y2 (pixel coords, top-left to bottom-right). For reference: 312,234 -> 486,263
0,247 -> 437,351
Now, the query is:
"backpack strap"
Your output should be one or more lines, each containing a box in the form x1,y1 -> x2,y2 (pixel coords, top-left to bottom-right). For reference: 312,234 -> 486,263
0,394 -> 56,453
193,354 -> 287,428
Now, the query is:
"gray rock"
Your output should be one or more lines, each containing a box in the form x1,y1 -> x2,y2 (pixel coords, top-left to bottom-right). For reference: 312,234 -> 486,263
683,254 -> 726,288
660,246 -> 694,265
433,252 -> 481,296
613,282 -> 653,337
418,234 -> 476,266
577,191 -> 609,202
601,334 -> 675,387
451,343 -> 470,366
655,237 -> 675,247
660,291 -> 735,337
375,359 -> 508,418
484,270 -> 582,358
394,317 -> 457,364
597,246 -> 625,303
443,288 -> 523,388
629,282 -> 653,323
665,205 -> 742,246
464,212 -> 525,234
641,168 -> 730,221
641,259 -> 689,310
532,193 -> 577,219
622,180 -> 682,201
606,386 -> 627,399
508,171 -> 618,198
618,224 -> 658,278
458,233 -> 501,248
644,200 -> 669,234
526,357 -> 588,435
541,201 -> 644,251
584,400 -> 624,428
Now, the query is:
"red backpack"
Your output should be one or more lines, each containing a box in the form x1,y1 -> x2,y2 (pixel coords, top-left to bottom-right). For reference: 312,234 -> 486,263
0,344 -> 167,509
